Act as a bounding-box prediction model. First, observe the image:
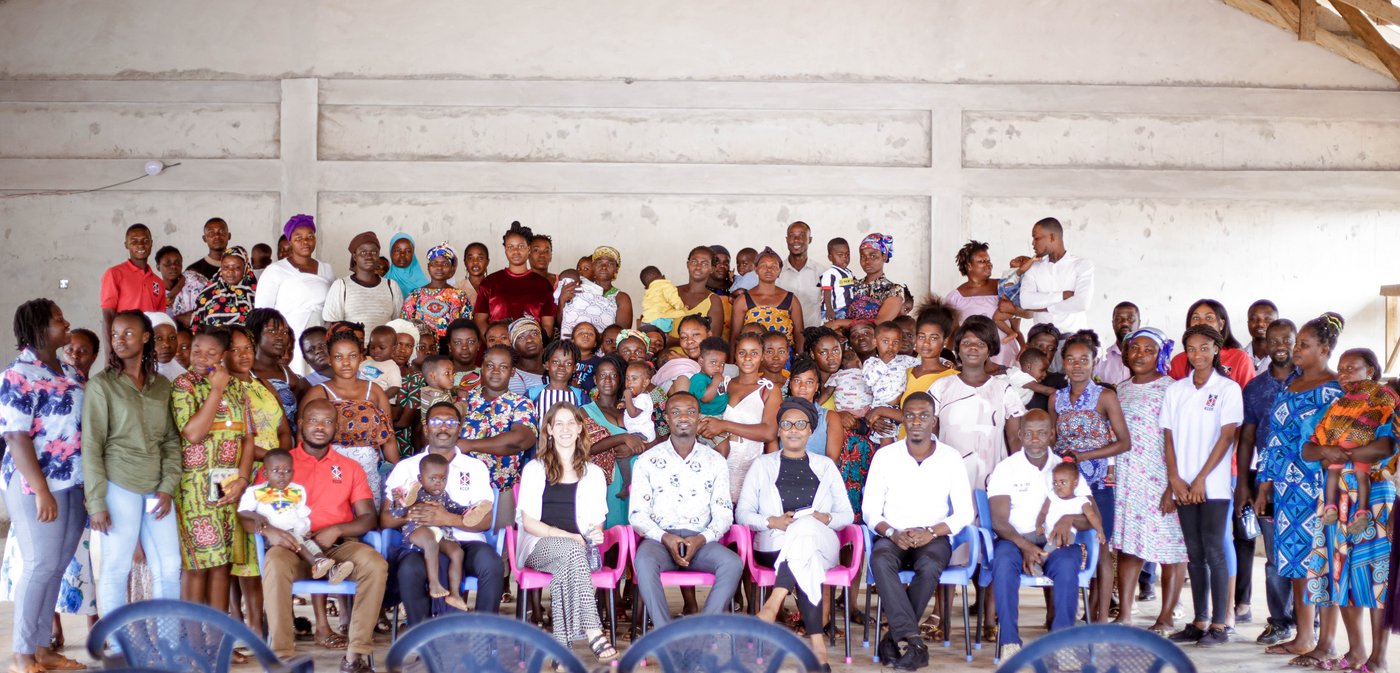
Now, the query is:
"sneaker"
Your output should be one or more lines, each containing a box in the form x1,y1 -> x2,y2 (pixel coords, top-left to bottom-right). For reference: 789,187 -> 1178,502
311,557 -> 335,579
1168,623 -> 1206,643
1000,642 -> 1022,660
892,639 -> 928,671
1195,627 -> 1229,648
1137,586 -> 1156,602
1235,608 -> 1253,624
1257,624 -> 1294,645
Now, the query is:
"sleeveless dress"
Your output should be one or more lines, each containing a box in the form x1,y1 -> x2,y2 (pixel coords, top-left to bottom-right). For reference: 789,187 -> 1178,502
740,293 -> 795,340
321,382 -> 394,507
265,364 -> 298,435
1265,382 -> 1343,579
1054,383 -> 1114,489
1113,377 -> 1186,563
232,374 -> 287,578
722,379 -> 775,502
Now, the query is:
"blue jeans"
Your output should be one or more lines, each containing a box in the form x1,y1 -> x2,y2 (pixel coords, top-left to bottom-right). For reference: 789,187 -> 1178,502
992,538 -> 1082,645
96,482 -> 182,615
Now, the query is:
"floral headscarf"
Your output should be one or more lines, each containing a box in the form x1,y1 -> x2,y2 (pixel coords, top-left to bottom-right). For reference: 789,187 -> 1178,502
426,242 -> 457,265
615,328 -> 651,350
860,233 -> 894,262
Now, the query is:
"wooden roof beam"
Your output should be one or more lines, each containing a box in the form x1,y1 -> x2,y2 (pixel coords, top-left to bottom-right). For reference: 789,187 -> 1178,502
1222,0 -> 1394,79
1331,0 -> 1400,81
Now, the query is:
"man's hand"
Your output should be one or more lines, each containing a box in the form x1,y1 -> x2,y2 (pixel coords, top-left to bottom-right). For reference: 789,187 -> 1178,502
409,501 -> 458,527
1234,482 -> 1252,517
1061,291 -> 1074,301
903,527 -> 934,548
1253,482 -> 1272,517
682,535 -> 706,565
264,525 -> 301,552
1022,547 -> 1048,575
662,533 -> 688,567
311,526 -> 341,550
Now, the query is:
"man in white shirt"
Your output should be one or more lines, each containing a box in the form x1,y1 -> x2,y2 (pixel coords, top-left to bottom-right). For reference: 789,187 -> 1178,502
775,221 -> 824,325
629,392 -> 742,628
987,410 -> 1094,658
1002,217 -> 1094,333
381,401 -> 501,625
1092,301 -> 1140,385
862,392 -> 973,672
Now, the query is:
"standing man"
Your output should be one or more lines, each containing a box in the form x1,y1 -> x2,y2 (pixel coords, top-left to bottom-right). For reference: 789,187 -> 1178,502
1093,301 -> 1140,385
862,392 -> 973,671
1002,217 -> 1094,333
1241,318 -> 1298,646
100,223 -> 165,355
246,399 -> 387,673
776,221 -> 824,326
186,217 -> 231,280
1245,300 -> 1280,373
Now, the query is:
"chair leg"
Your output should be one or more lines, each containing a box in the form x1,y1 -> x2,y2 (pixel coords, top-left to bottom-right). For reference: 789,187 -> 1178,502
607,588 -> 617,648
862,578 -> 872,648
942,585 -> 952,647
843,586 -> 852,665
974,585 -> 983,650
873,592 -> 883,663
1081,589 -> 1090,625
391,604 -> 400,643
961,585 -> 972,662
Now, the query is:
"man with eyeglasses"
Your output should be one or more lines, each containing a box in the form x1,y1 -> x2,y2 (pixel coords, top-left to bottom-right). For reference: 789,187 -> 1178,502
862,392 -> 973,671
381,401 -> 501,626
986,409 -> 1094,660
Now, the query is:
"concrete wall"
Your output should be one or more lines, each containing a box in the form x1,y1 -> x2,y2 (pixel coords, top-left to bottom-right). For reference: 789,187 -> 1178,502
2,0 -> 1399,363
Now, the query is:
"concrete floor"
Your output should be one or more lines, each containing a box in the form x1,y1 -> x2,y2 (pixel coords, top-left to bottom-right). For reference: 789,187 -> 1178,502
3,553 -> 1398,672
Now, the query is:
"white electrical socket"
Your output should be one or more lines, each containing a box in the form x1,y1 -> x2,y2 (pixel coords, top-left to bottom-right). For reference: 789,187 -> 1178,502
59,279 -> 70,290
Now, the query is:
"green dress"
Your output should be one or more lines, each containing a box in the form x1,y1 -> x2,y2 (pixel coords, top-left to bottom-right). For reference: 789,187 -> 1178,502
582,402 -> 631,528
231,375 -> 285,578
172,373 -> 250,570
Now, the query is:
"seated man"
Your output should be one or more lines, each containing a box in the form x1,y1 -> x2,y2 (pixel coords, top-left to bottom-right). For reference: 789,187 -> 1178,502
861,392 -> 973,672
381,401 -> 502,624
629,392 -> 742,628
986,409 -> 1094,659
242,399 -> 388,673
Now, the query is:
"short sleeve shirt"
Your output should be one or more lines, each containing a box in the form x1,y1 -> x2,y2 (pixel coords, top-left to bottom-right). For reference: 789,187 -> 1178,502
279,444 -> 373,532
1242,366 -> 1299,468
862,355 -> 918,405
986,449 -> 1091,535
383,451 -> 495,543
1159,371 -> 1245,499
459,387 -> 537,490
472,269 -> 557,323
100,260 -> 166,312
0,349 -> 85,494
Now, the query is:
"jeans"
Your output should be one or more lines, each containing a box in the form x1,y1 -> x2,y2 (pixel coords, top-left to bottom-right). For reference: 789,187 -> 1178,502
991,539 -> 1082,645
634,531 -> 743,628
4,478 -> 85,655
1260,514 -> 1295,628
1091,486 -> 1115,542
395,540 -> 504,625
870,536 -> 952,643
96,482 -> 182,616
1179,499 -> 1230,625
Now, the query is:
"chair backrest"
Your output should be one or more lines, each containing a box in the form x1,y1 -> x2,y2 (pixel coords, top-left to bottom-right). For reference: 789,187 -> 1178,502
87,599 -> 303,673
948,524 -> 980,570
975,489 -> 992,530
996,623 -> 1197,673
618,614 -> 823,673
386,613 -> 588,673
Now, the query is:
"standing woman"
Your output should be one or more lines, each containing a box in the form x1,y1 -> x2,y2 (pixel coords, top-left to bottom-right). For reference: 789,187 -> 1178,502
301,330 -> 397,506
901,299 -> 959,403
1,300 -> 87,673
461,242 -> 490,308
1254,314 -> 1344,664
157,246 -> 206,328
825,234 -> 905,328
559,247 -> 634,335
401,244 -> 474,338
1167,299 -> 1256,388
579,356 -> 649,528
1048,330 -> 1131,623
926,316 -> 1027,491
1111,328 -> 1188,634
323,232 -> 403,336
944,240 -> 1021,368
255,214 -> 335,375
171,327 -> 256,612
730,248 -> 805,352
701,333 -> 781,503
246,309 -> 305,434
472,222 -> 557,336
386,233 -> 429,297
191,246 -> 256,332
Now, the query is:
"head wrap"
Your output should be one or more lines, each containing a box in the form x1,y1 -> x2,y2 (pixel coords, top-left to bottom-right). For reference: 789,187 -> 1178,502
385,318 -> 420,353
347,231 -> 380,255
222,245 -> 249,263
385,233 -> 429,295
144,311 -> 176,331
615,329 -> 651,350
778,397 -> 819,427
591,246 -> 621,266
1124,327 -> 1175,375
509,317 -> 541,345
860,233 -> 894,262
425,242 -> 457,266
283,214 -> 315,240
756,246 -> 784,270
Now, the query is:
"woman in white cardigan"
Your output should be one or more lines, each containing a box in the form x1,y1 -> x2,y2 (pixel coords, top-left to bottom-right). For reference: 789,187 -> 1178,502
515,402 -> 618,663
737,397 -> 854,671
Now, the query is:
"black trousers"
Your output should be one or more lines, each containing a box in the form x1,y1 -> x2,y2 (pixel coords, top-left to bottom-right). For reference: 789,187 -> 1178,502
1179,500 -> 1231,625
394,540 -> 504,625
870,535 -> 952,643
754,550 -> 823,635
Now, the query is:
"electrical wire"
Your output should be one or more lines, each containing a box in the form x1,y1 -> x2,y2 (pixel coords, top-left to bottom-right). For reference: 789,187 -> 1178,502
0,162 -> 182,199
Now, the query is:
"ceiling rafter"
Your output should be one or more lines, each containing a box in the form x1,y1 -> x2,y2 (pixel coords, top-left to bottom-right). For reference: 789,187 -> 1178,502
1221,0 -> 1400,85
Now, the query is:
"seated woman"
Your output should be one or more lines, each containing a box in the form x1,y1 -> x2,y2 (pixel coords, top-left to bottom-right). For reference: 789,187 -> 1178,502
737,397 -> 854,672
516,403 -> 618,663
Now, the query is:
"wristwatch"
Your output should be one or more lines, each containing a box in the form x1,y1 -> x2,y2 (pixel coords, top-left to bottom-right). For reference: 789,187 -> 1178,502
883,526 -> 896,538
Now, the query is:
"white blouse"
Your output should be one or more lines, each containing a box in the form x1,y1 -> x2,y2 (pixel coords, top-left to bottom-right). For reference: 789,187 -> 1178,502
514,460 -> 609,564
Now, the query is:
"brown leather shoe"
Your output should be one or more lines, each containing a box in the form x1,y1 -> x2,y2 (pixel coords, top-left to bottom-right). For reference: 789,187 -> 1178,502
338,655 -> 374,673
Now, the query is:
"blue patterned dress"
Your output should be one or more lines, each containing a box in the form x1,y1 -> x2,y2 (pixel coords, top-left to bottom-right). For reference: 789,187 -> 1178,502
1260,381 -> 1343,579
1055,382 -> 1113,489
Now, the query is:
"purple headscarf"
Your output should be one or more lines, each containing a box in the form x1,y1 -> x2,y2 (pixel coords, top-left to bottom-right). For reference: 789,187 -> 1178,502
283,214 -> 316,240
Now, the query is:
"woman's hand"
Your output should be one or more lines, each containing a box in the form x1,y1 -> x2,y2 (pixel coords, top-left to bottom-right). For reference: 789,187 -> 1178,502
833,410 -> 857,432
615,433 -> 647,458
90,510 -> 112,534
1160,487 -> 1177,515
557,283 -> 578,305
1187,477 -> 1206,505
586,525 -> 604,546
767,513 -> 794,531
697,417 -> 725,439
1169,476 -> 1190,504
209,363 -> 231,391
213,476 -> 248,507
813,512 -> 832,525
152,492 -> 174,520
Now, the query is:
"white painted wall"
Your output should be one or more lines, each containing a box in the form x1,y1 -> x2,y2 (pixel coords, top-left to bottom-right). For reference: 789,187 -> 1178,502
1,0 -> 1399,365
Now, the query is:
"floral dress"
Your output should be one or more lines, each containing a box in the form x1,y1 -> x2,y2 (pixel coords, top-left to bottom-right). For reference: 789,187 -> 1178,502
231,376 -> 286,578
459,387 -> 537,491
1113,376 -> 1186,563
817,396 -> 876,523
168,270 -> 208,320
844,276 -> 905,322
172,373 -> 249,570
739,292 -> 795,340
191,280 -> 256,332
392,371 -> 428,459
321,382 -> 393,508
1054,382 -> 1113,490
400,286 -> 474,337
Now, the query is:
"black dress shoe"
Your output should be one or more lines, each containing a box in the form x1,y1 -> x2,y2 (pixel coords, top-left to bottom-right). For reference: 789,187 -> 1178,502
893,639 -> 929,671
878,633 -> 900,666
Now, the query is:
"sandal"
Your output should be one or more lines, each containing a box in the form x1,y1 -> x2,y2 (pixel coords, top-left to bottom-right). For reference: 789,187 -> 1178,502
316,632 -> 349,650
1318,658 -> 1356,671
919,614 -> 942,641
230,648 -> 251,665
34,653 -> 86,670
1289,655 -> 1329,668
588,634 -> 618,663
8,663 -> 46,673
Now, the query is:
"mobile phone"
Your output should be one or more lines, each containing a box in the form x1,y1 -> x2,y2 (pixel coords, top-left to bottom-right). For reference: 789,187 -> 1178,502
792,507 -> 815,519
677,541 -> 688,557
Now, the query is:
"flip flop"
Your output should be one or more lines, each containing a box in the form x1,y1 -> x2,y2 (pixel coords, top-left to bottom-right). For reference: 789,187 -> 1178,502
34,653 -> 86,670
1289,655 -> 1327,668
1317,658 -> 1355,671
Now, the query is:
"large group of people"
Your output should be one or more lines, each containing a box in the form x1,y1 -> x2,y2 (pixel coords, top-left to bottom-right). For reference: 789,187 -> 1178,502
2,212 -> 1397,673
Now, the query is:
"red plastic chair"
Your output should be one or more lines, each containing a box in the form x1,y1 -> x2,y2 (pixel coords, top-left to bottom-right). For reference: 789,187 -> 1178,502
505,524 -> 634,647
631,525 -> 750,637
738,524 -> 865,664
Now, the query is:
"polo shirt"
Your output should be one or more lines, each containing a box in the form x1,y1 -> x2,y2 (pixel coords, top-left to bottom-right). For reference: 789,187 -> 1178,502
1159,370 -> 1244,500
264,444 -> 373,533
1241,365 -> 1299,472
383,450 -> 494,544
861,439 -> 973,535
100,260 -> 166,312
986,449 -> 1091,536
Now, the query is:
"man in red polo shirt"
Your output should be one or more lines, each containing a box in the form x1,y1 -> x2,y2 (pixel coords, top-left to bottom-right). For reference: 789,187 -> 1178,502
100,223 -> 165,355
239,399 -> 386,673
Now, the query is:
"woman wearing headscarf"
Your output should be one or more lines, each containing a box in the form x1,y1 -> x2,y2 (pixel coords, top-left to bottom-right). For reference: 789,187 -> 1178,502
401,243 -> 475,337
386,234 -> 429,296
730,247 -> 805,352
254,214 -> 336,374
323,231 -> 403,336
557,245 -> 632,333
191,246 -> 256,332
825,233 -> 905,328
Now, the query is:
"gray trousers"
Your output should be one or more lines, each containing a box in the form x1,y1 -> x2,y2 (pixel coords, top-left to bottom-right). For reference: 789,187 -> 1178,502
634,530 -> 742,628
4,477 -> 85,655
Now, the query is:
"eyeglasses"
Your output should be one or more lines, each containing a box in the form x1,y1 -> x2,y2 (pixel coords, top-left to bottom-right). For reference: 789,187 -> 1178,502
778,420 -> 811,430
425,418 -> 461,428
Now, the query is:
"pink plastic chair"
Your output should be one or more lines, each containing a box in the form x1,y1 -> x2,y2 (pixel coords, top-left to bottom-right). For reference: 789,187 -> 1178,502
631,525 -> 750,637
738,524 -> 866,664
504,524 -> 634,647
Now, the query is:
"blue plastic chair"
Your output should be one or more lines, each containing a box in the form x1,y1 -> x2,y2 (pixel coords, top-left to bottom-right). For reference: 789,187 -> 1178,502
860,524 -> 980,663
87,599 -> 313,673
993,527 -> 1100,664
618,614 -> 823,673
385,612 -> 588,673
254,530 -> 379,598
974,489 -> 997,647
996,623 -> 1197,673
